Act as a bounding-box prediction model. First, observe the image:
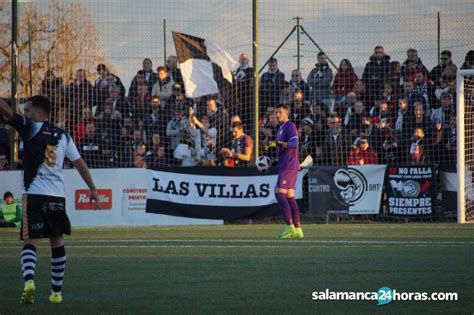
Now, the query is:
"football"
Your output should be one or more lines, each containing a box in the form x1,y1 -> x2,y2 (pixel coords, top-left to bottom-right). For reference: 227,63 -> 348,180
256,155 -> 272,172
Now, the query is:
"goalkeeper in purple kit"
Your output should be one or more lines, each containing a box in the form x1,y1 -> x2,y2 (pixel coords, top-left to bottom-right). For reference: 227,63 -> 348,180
272,104 -> 303,238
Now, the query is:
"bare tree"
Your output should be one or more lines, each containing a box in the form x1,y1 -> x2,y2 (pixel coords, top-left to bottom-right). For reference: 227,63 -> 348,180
0,0 -> 109,98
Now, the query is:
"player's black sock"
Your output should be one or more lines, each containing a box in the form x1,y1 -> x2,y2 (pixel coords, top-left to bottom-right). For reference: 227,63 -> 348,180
21,244 -> 37,282
51,246 -> 66,293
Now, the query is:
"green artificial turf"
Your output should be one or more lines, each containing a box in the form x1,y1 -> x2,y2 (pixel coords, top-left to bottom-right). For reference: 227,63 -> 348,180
1,224 -> 473,314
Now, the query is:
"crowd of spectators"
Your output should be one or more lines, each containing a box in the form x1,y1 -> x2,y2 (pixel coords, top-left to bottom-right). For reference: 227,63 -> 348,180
9,48 -> 474,168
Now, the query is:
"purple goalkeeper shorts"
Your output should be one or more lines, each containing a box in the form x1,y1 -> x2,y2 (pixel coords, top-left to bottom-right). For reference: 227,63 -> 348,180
276,170 -> 298,190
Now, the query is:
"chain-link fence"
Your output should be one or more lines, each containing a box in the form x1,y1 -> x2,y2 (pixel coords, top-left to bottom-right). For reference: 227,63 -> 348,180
0,0 -> 473,220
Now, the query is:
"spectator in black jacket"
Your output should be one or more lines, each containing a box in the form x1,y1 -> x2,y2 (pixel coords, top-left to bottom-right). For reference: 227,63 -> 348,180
362,46 -> 391,103
260,57 -> 285,109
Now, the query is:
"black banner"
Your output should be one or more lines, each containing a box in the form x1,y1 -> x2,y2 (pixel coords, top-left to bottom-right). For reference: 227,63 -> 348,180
385,165 -> 436,217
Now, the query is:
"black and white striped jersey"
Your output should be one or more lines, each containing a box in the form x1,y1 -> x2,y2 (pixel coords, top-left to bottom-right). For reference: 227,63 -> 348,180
8,114 -> 81,197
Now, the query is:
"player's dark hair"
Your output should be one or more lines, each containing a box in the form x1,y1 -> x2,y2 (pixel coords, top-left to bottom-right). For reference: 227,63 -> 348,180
317,51 -> 326,58
157,66 -> 167,72
231,121 -> 243,130
27,95 -> 51,116
276,103 -> 289,111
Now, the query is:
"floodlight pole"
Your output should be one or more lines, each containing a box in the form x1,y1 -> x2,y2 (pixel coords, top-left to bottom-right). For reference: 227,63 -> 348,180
258,25 -> 297,74
300,25 -> 338,71
294,16 -> 302,71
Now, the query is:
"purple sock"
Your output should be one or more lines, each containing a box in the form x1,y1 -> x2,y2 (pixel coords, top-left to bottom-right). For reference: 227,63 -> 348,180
287,197 -> 301,227
276,193 -> 293,225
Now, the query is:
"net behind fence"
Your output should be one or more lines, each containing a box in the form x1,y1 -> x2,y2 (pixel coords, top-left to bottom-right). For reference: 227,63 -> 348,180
0,0 -> 473,221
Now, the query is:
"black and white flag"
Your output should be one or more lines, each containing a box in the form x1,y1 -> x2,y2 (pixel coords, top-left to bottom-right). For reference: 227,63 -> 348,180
172,31 -> 238,98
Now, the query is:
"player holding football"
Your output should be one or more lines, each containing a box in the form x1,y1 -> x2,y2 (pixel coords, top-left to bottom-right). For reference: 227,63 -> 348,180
274,104 -> 303,238
0,96 -> 100,304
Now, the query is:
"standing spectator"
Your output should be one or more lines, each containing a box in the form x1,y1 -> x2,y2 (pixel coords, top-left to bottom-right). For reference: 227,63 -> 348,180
322,113 -> 351,165
345,100 -> 367,136
166,55 -> 184,88
332,59 -> 358,104
128,70 -> 147,99
174,130 -> 198,167
0,191 -> 21,228
131,85 -> 152,121
362,46 -> 391,103
220,121 -> 253,167
408,128 -> 428,164
352,80 -> 368,106
444,115 -> 457,164
289,69 -> 310,102
380,128 -> 399,164
107,83 -> 131,118
401,48 -> 428,80
395,98 -> 412,155
207,98 -> 229,152
73,106 -> 95,144
307,52 -> 333,111
289,89 -> 309,126
337,91 -> 357,118
234,53 -> 254,117
144,96 -> 167,138
40,70 -> 64,100
387,61 -> 404,94
190,114 -> 217,166
413,71 -> 434,113
260,57 -> 285,109
299,117 -> 318,161
97,139 -> 119,168
430,50 -> 457,83
434,77 -> 449,108
461,50 -> 474,69
371,101 -> 394,129
142,58 -> 158,92
95,64 -> 125,100
166,106 -> 188,151
66,69 -> 95,121
146,145 -> 170,168
411,101 -> 433,140
116,125 -> 133,168
77,123 -> 103,168
152,66 -> 175,101
96,98 -> 121,137
382,83 -> 399,112
348,137 -> 378,165
431,93 -> 454,128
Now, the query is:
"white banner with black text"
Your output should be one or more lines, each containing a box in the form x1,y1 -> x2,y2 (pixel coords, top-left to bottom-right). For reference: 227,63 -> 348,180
146,167 -> 307,219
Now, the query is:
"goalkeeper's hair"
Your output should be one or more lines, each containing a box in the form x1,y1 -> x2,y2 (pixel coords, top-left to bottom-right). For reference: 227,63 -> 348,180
276,103 -> 290,112
27,95 -> 51,116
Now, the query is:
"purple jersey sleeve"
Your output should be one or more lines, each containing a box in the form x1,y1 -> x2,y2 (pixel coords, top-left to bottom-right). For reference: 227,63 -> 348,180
276,121 -> 300,171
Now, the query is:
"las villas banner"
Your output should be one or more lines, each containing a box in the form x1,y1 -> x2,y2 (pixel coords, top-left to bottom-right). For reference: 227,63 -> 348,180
146,167 -> 307,219
307,165 -> 386,215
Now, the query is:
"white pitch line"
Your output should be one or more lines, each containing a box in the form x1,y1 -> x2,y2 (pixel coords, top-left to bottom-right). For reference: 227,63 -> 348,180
1,239 -> 474,245
0,244 -> 467,249
43,239 -> 474,245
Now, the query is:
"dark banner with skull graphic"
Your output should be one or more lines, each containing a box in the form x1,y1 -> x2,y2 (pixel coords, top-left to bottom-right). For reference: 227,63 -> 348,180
307,165 -> 386,215
385,165 -> 436,217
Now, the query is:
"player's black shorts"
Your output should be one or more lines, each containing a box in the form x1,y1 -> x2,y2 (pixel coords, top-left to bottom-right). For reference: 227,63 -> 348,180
20,194 -> 71,240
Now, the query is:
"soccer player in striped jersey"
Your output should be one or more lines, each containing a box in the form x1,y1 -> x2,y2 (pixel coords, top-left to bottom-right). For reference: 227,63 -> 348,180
274,104 -> 303,238
0,96 -> 100,304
